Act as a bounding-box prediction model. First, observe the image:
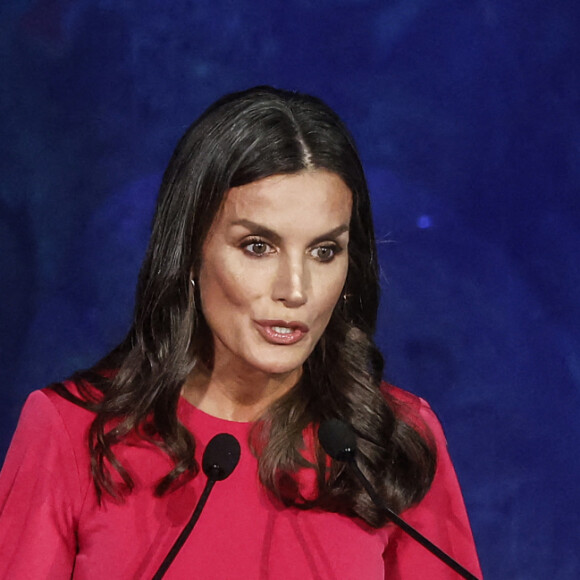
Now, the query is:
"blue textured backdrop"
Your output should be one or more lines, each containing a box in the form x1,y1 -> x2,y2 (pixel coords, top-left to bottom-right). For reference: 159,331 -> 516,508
1,1 -> 579,578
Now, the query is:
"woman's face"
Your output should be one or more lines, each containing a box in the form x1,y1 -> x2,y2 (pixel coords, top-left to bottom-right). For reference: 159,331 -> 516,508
198,170 -> 352,380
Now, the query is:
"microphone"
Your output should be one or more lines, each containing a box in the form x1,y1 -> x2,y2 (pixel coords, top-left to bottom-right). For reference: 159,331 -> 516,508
318,419 -> 480,580
152,433 -> 241,579
202,433 -> 241,480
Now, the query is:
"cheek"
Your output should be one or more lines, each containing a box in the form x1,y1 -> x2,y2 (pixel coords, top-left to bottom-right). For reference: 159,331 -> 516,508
312,265 -> 348,323
199,256 -> 261,314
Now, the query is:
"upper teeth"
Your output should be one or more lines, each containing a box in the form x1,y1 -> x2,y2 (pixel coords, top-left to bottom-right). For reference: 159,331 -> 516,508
272,326 -> 293,334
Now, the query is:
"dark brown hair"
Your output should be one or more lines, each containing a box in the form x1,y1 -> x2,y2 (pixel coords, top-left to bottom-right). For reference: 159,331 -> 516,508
54,86 -> 435,527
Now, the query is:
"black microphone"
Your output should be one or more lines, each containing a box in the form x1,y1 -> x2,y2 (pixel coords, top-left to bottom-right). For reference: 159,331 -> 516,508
202,433 -> 241,480
152,433 -> 241,579
318,419 -> 480,580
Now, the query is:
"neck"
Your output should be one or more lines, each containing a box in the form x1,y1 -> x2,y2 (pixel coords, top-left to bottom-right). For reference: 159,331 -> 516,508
182,361 -> 301,422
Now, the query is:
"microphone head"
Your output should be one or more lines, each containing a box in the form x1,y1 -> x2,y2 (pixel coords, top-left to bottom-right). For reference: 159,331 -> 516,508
318,419 -> 357,462
202,433 -> 241,481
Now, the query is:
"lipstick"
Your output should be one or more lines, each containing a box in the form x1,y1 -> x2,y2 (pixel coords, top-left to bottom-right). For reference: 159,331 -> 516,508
254,320 -> 309,345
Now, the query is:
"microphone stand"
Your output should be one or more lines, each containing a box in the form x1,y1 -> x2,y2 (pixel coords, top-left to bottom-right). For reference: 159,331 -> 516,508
152,473 -> 218,580
151,433 -> 240,580
348,460 -> 480,580
318,419 -> 480,580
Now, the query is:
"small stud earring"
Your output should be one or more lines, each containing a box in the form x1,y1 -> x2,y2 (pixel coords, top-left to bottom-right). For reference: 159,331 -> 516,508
190,279 -> 197,311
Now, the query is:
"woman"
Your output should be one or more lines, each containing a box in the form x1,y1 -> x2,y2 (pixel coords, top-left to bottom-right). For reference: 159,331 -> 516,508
0,86 -> 482,578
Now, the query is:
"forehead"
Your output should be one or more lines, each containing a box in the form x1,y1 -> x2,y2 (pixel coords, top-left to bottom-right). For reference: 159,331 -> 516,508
216,170 -> 353,230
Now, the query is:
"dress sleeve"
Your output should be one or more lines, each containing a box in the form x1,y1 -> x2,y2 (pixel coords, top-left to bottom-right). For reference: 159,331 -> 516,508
382,399 -> 483,579
0,390 -> 83,578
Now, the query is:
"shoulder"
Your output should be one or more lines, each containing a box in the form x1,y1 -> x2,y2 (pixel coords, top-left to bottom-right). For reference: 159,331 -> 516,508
0,385 -> 96,576
380,382 -> 447,448
13,383 -> 97,459
381,385 -> 483,577
41,381 -> 97,425
1,384 -> 96,521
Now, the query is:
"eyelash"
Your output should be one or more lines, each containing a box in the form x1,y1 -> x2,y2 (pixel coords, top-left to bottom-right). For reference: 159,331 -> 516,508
241,237 -> 342,263
242,238 -> 274,257
311,244 -> 342,262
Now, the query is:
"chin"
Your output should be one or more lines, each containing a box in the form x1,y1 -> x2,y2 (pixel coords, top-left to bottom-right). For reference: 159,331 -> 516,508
256,361 -> 304,377
250,351 -> 309,377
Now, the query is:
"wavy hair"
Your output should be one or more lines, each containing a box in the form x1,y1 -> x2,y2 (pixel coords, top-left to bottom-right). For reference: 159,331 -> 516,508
54,86 -> 435,527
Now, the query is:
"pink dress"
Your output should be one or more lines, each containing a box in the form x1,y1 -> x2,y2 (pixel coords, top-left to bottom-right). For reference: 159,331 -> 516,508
0,384 -> 482,579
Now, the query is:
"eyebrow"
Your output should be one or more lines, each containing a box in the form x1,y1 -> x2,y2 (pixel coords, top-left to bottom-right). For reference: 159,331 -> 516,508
231,219 -> 350,246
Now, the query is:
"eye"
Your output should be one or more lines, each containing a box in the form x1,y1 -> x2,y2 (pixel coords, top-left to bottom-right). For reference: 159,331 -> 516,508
242,238 -> 274,257
311,244 -> 340,263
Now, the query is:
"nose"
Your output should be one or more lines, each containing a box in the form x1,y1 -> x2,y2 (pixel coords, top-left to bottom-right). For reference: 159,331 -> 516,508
272,254 -> 308,308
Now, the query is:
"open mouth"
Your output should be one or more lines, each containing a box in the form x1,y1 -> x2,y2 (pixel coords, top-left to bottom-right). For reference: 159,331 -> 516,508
254,320 -> 309,345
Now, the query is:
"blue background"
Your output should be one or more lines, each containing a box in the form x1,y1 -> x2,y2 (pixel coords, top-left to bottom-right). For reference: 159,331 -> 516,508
1,1 -> 579,578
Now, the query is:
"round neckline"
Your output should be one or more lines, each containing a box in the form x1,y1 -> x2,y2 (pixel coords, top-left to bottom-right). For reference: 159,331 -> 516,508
178,395 -> 254,432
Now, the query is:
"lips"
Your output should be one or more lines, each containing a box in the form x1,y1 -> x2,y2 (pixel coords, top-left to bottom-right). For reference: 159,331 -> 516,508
254,320 -> 310,345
